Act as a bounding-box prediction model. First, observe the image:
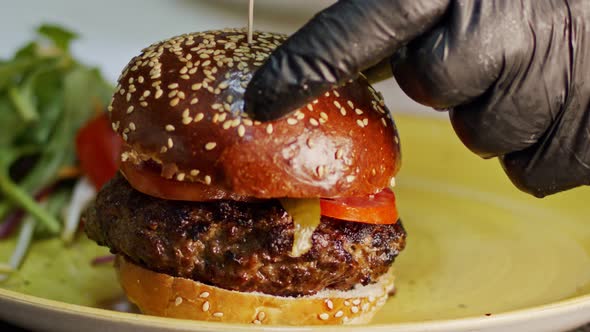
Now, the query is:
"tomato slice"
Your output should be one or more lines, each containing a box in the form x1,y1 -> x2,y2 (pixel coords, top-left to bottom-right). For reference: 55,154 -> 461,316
120,162 -> 258,202
320,188 -> 398,224
76,113 -> 122,189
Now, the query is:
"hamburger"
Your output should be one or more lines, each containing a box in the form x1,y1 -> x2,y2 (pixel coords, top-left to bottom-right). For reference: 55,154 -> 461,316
84,29 -> 405,325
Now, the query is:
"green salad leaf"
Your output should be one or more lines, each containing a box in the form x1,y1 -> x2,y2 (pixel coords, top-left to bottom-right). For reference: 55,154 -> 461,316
0,24 -> 114,276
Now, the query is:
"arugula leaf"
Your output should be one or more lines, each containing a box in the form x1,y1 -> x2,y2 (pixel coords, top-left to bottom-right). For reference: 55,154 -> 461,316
37,24 -> 78,52
0,23 -> 114,245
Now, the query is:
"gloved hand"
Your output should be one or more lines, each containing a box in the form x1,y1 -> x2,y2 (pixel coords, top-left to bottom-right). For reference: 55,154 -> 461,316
245,0 -> 590,198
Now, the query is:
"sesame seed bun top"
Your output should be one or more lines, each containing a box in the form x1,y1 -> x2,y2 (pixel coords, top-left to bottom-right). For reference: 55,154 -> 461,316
109,29 -> 400,199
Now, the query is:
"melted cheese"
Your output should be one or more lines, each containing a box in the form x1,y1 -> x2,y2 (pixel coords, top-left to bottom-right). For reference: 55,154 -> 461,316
279,198 -> 321,258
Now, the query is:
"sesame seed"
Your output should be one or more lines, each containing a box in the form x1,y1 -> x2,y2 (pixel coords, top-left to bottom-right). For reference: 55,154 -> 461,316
143,90 -> 151,98
218,81 -> 229,89
107,105 -> 113,112
287,118 -> 298,125
168,90 -> 178,98
307,104 -> 313,111
363,118 -> 369,126
335,311 -> 344,318
176,173 -> 186,181
191,98 -> 199,104
160,146 -> 168,153
121,152 -> 129,162
320,112 -> 328,120
191,169 -> 200,177
222,120 -> 232,130
394,136 -> 399,144
356,119 -> 365,128
138,76 -> 145,83
165,124 -> 176,131
182,109 -> 190,118
351,306 -> 359,314
355,108 -> 363,115
381,118 -> 388,127
352,299 -> 361,305
319,313 -> 329,321
179,66 -> 188,74
213,312 -> 224,318
182,117 -> 192,125
296,112 -> 305,120
362,303 -> 370,311
129,122 -> 136,131
194,113 -> 204,122
238,125 -> 246,137
340,108 -> 347,116
347,101 -> 354,108
180,74 -> 190,80
202,301 -> 210,312
218,113 -> 227,122
170,98 -> 180,106
227,95 -> 234,103
122,133 -> 128,141
212,103 -> 222,110
316,165 -> 325,178
335,149 -> 344,160
126,106 -> 134,114
319,118 -> 327,124
265,124 -> 273,134
205,142 -> 217,150
309,118 -> 319,126
333,90 -> 340,97
333,101 -> 341,109
324,92 -> 330,97
199,53 -> 210,59
192,83 -> 202,90
231,118 -> 240,127
155,89 -> 163,99
175,297 -> 183,306
390,177 -> 396,187
346,175 -> 355,183
168,83 -> 179,89
243,119 -> 253,126
325,300 -> 334,310
177,91 -> 186,99
167,138 -> 173,148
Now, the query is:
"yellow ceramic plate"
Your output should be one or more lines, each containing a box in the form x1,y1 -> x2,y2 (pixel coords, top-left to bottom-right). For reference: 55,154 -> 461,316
1,114 -> 590,332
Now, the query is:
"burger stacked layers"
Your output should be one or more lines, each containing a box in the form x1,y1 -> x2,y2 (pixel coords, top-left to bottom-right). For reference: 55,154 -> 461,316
84,29 -> 406,325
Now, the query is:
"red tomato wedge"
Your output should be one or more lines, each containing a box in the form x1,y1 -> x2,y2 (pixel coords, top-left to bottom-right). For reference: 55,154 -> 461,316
320,188 -> 399,224
76,113 -> 122,189
120,162 -> 258,202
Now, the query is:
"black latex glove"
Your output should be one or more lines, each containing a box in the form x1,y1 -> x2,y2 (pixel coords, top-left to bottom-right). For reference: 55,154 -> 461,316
245,0 -> 590,197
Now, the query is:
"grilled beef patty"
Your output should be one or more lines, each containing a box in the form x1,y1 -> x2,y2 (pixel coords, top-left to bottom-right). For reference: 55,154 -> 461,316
84,174 -> 406,297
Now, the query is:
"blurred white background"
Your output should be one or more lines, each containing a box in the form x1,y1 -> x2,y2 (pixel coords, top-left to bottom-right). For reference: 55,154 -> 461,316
0,0 -> 433,114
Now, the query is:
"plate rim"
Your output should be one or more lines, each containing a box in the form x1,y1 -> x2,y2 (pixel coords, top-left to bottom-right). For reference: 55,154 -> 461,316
1,286 -> 590,331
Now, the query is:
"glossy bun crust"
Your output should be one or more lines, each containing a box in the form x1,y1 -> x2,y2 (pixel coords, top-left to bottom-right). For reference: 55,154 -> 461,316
109,29 -> 400,198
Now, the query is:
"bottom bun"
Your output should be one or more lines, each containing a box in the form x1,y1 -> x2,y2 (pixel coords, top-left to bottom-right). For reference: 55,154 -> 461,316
116,255 -> 395,325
